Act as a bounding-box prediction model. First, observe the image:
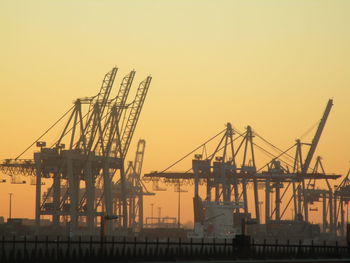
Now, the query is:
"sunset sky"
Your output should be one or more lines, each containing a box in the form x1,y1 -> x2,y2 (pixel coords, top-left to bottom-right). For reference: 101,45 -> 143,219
0,0 -> 350,226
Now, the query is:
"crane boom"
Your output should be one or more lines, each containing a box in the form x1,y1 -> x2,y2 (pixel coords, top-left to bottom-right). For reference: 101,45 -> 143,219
96,70 -> 135,155
86,67 -> 118,114
114,70 -> 136,120
118,76 -> 152,158
301,99 -> 333,174
82,67 -> 118,152
134,139 -> 146,176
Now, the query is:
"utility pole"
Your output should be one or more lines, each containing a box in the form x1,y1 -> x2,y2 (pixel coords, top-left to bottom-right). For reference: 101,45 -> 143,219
178,184 -> 181,228
258,201 -> 263,221
174,180 -> 187,228
158,207 -> 161,224
9,193 -> 13,220
150,203 -> 154,224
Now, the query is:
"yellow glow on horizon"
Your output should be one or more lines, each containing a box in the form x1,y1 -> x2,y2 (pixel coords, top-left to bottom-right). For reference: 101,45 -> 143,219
0,0 -> 350,225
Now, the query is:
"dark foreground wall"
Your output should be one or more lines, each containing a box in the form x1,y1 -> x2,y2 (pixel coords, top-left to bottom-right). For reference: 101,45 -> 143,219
0,235 -> 349,262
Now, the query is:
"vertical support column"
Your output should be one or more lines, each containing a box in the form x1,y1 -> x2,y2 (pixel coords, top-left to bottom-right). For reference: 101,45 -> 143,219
215,184 -> 220,201
75,171 -> 80,228
129,197 -> 134,228
265,180 -> 270,224
329,192 -> 334,234
275,183 -> 281,221
85,161 -> 95,234
302,180 -> 309,222
112,200 -> 117,229
67,155 -> 78,234
223,183 -> 231,202
227,182 -> 233,202
297,187 -> 302,220
206,180 -> 211,201
253,178 -> 260,224
322,193 -> 327,233
193,160 -> 205,228
242,178 -> 248,216
119,164 -> 128,229
114,200 -> 119,227
347,223 -> 350,248
139,195 -> 144,230
334,195 -> 338,236
341,198 -> 345,236
292,182 -> 298,220
103,163 -> 113,231
193,161 -> 199,198
213,162 -> 221,202
222,165 -> 230,202
233,175 -> 240,213
119,200 -> 123,227
53,172 -> 61,227
34,152 -> 42,229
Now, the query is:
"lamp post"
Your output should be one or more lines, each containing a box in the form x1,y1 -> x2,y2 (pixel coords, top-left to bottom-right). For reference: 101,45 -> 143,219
150,203 -> 154,224
258,201 -> 263,221
158,207 -> 161,224
9,193 -> 13,220
174,181 -> 187,228
178,184 -> 180,228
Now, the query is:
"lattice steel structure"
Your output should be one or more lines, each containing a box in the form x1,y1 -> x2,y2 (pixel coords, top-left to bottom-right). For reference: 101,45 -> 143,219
144,99 -> 342,237
1,67 -> 152,235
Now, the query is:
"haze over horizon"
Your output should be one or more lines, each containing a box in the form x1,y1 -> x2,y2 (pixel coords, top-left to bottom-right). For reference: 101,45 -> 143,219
0,0 -> 349,225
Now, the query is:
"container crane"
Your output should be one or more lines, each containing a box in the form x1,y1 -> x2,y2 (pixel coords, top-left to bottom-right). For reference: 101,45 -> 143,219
301,99 -> 333,222
112,139 -> 154,230
0,67 -> 152,235
144,100 -> 340,239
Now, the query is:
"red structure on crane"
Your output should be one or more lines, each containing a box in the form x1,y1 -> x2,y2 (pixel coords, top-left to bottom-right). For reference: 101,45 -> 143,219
144,99 -> 342,239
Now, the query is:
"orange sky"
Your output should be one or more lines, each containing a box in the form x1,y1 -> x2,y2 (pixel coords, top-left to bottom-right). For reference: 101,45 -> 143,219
0,0 -> 350,226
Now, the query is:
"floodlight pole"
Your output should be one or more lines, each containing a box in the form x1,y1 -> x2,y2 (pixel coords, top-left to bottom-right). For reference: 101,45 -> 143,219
9,193 -> 13,219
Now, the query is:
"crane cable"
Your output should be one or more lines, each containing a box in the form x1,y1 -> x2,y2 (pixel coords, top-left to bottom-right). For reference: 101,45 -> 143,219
230,127 -> 295,169
183,131 -> 246,173
299,120 -> 320,140
253,130 -> 295,162
15,105 -> 75,160
51,100 -> 133,150
256,143 -> 296,172
157,128 -> 226,174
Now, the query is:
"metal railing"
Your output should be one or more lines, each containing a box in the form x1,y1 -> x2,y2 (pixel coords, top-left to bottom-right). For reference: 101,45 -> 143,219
0,235 -> 348,262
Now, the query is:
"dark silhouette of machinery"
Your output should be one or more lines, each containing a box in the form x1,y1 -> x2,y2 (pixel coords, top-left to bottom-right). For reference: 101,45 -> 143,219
0,67 -> 152,235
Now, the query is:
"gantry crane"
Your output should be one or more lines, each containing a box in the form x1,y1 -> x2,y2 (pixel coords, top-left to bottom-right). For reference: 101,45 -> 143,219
112,139 -> 154,231
144,99 -> 341,238
145,123 -> 259,237
0,67 -> 152,235
334,169 -> 350,236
